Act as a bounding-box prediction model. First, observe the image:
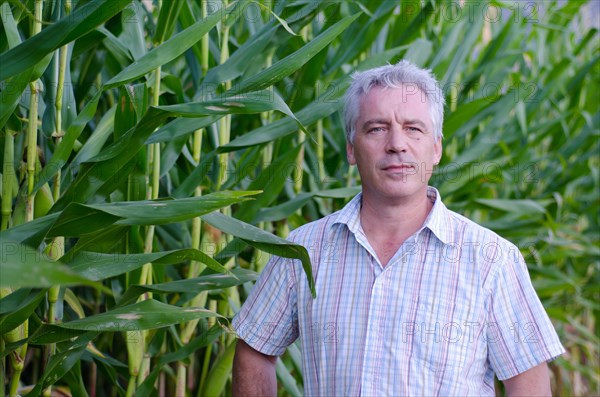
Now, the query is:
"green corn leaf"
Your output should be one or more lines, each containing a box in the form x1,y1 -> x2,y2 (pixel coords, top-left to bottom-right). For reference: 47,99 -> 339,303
153,0 -> 185,44
200,339 -> 237,397
116,268 -> 258,307
0,0 -> 131,82
202,211 -> 316,298
235,144 -> 303,222
199,25 -> 277,90
276,357 -> 303,397
50,190 -> 259,236
69,105 -> 117,165
33,91 -> 102,194
0,240 -> 101,289
55,90 -> 300,210
0,289 -> 46,335
59,299 -> 222,331
26,332 -> 99,396
157,90 -> 306,132
67,248 -> 231,281
105,1 -> 240,89
475,199 -> 548,215
146,116 -> 221,144
136,325 -> 224,395
228,13 -> 361,95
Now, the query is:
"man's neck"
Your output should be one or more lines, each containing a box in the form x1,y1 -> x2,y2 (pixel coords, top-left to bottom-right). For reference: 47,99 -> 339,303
359,190 -> 433,266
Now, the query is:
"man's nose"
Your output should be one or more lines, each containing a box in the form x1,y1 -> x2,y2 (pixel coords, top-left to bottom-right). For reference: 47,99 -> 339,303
385,127 -> 408,153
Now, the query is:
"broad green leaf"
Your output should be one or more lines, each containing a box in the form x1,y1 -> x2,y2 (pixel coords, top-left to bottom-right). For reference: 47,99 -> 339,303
316,186 -> 362,198
146,116 -> 221,144
154,0 -> 184,44
440,15 -> 484,86
50,191 -> 259,237
27,332 -> 98,396
171,150 -> 217,198
52,107 -> 169,211
116,268 -> 258,307
0,0 -> 131,82
67,248 -> 230,281
60,225 -> 129,265
235,144 -> 303,222
26,324 -> 89,346
105,1 -> 240,89
59,299 -> 222,331
255,187 -> 361,222
201,340 -> 237,397
0,213 -> 60,247
33,91 -> 102,194
97,26 -> 134,66
202,211 -> 316,298
0,240 -> 100,289
69,105 -> 116,164
114,84 -> 144,138
228,13 -> 361,95
0,2 -> 53,129
443,95 -> 497,138
255,193 -> 313,223
0,3 -> 20,47
0,289 -> 46,335
327,2 -> 396,75
250,1 -> 298,36
157,90 -> 306,132
199,26 -> 277,90
119,2 -> 147,60
61,362 -> 89,397
137,325 -> 224,395
276,357 -> 303,397
475,199 -> 548,215
221,91 -> 342,152
56,90 -> 299,210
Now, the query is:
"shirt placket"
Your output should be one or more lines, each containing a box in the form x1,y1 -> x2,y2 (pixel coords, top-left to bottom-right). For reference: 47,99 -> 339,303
360,262 -> 387,395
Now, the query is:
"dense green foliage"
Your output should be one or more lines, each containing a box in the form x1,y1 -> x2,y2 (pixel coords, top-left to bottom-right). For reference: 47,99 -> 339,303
0,0 -> 598,396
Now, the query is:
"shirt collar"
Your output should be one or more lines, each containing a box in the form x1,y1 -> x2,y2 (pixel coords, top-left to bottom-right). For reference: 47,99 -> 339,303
332,186 -> 452,245
424,186 -> 452,245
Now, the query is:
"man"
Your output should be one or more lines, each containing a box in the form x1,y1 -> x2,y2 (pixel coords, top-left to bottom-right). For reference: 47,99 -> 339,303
232,60 -> 564,396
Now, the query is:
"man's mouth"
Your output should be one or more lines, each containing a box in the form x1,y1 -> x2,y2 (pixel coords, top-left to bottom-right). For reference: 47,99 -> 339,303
381,163 -> 416,172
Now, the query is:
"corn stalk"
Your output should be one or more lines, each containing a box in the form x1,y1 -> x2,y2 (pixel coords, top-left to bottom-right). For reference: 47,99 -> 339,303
1,131 -> 15,231
6,2 -> 44,396
45,0 -> 71,356
125,0 -> 165,391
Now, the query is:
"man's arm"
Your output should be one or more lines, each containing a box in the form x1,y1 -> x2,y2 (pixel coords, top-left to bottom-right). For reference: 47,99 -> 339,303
232,339 -> 278,396
502,362 -> 552,397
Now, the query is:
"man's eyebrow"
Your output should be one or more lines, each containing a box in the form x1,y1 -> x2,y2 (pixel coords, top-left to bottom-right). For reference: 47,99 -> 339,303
361,119 -> 390,129
404,119 -> 428,128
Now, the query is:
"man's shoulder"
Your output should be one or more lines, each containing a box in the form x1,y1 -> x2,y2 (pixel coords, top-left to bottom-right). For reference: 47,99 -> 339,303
288,210 -> 343,243
441,204 -> 517,250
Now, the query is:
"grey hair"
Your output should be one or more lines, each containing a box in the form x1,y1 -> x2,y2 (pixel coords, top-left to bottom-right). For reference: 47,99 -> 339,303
343,60 -> 445,143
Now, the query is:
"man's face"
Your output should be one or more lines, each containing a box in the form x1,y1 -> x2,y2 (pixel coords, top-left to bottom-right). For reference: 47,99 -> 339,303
346,85 -> 442,204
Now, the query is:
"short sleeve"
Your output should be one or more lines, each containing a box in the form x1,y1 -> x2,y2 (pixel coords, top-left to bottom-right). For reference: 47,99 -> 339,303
486,247 -> 565,380
231,255 -> 299,356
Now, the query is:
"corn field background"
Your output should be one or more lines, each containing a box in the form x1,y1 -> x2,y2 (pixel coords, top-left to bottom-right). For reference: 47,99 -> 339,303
0,0 -> 598,396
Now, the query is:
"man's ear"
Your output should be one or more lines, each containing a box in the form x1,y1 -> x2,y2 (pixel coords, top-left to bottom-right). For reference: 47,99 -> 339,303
346,142 -> 357,165
433,137 -> 442,165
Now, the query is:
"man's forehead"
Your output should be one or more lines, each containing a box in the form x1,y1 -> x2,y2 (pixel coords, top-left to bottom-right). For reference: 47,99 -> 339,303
364,84 -> 427,100
359,85 -> 431,113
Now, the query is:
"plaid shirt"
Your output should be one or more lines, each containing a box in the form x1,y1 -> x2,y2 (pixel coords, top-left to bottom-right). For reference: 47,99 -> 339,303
233,187 -> 564,396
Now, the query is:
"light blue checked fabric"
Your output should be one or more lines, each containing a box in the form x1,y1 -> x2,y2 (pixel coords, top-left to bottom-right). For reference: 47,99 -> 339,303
232,187 -> 564,396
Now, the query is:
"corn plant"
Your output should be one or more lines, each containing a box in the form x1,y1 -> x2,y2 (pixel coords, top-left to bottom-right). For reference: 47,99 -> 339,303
0,0 -> 598,396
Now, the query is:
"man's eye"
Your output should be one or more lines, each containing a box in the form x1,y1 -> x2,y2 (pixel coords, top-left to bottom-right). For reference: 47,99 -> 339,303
368,127 -> 385,134
406,126 -> 422,133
